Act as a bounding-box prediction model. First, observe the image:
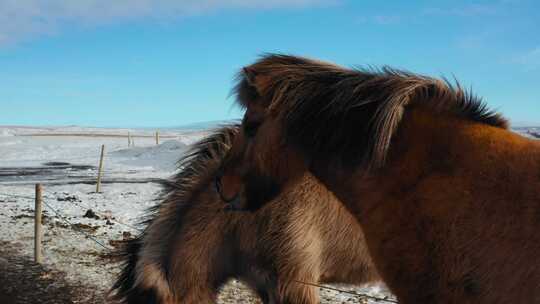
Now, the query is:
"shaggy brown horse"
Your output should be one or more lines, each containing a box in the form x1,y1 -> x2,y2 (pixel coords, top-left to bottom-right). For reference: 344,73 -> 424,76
217,54 -> 540,303
109,125 -> 379,304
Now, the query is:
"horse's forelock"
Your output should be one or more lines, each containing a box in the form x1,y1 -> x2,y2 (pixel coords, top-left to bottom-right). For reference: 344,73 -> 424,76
236,54 -> 508,171
234,54 -> 344,109
170,125 -> 239,189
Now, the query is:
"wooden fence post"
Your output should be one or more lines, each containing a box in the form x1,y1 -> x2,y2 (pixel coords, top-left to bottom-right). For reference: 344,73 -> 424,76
96,145 -> 105,193
34,184 -> 43,264
155,131 -> 159,145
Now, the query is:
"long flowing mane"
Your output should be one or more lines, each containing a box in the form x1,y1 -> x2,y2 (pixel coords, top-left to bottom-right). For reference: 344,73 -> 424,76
235,54 -> 508,170
110,125 -> 238,301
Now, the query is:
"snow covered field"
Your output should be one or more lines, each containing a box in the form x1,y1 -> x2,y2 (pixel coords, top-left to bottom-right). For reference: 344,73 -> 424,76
0,126 -> 207,301
1,125 -> 537,303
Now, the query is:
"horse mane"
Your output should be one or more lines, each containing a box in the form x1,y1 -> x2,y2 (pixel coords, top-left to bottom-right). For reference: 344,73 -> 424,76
235,53 -> 508,170
110,125 -> 238,302
159,124 -> 239,212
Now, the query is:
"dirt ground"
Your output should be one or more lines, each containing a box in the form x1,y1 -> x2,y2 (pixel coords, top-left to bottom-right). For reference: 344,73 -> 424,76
0,239 -> 260,304
0,241 -> 105,304
0,239 -> 387,304
0,239 -> 264,304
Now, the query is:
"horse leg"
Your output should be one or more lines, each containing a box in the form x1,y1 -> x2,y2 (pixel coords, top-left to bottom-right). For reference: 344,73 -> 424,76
277,272 -> 320,304
177,285 -> 217,304
255,287 -> 277,304
172,265 -> 220,304
279,283 -> 319,304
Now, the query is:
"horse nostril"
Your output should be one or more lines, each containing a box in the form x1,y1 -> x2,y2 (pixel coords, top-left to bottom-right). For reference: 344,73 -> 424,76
215,176 -> 223,193
223,195 -> 243,212
230,195 -> 242,210
215,170 -> 242,206
215,174 -> 236,204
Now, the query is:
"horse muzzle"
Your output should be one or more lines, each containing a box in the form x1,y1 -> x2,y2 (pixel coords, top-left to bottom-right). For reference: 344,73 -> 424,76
215,174 -> 244,212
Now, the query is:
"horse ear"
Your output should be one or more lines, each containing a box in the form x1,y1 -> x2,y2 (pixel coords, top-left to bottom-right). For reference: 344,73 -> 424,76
243,66 -> 272,97
243,67 -> 258,87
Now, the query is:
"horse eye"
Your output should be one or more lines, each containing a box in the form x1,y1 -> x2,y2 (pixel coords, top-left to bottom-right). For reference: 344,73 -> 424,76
244,121 -> 260,138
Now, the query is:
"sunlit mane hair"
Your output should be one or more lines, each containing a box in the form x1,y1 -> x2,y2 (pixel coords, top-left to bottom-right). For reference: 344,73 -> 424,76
234,54 -> 508,170
162,124 -> 239,204
111,125 -> 238,302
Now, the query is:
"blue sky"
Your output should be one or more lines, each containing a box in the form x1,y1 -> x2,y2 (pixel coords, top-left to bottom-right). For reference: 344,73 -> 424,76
0,0 -> 538,127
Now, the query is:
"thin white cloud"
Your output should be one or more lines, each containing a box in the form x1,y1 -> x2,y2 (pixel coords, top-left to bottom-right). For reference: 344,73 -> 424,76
513,47 -> 540,70
0,0 -> 336,46
357,3 -> 502,27
372,15 -> 402,25
423,3 -> 499,17
356,14 -> 404,26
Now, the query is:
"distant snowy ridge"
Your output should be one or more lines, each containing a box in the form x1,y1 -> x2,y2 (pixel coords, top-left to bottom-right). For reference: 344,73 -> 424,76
0,121 -> 239,137
0,125 -> 192,137
110,140 -> 189,171
164,119 -> 239,131
1,124 -> 537,141
512,127 -> 540,139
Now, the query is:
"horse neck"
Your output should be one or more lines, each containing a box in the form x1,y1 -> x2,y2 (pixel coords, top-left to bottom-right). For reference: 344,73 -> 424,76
310,107 -> 540,217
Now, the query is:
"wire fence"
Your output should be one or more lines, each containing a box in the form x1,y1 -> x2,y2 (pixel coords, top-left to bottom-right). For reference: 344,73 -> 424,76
0,189 -> 398,303
293,280 -> 398,303
0,138 -> 397,303
40,198 -> 112,251
42,189 -> 143,233
0,192 -> 115,251
0,141 -> 165,257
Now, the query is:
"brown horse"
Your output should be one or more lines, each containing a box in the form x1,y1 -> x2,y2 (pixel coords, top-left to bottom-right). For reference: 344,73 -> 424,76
217,54 -> 540,303
109,125 -> 379,304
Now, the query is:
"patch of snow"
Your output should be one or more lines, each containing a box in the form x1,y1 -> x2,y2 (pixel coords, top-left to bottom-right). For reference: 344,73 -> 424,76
0,124 -> 397,302
0,128 -> 14,136
0,126 -> 198,291
110,140 -> 189,171
0,182 -> 162,292
513,127 -> 540,139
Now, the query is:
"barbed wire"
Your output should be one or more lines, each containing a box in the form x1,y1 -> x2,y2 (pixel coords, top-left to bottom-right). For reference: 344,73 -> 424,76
0,192 -> 35,200
40,198 -> 112,251
0,192 -> 113,251
293,280 -> 398,303
71,200 -> 143,232
43,190 -> 143,232
0,191 -> 143,232
1,192 -> 399,303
